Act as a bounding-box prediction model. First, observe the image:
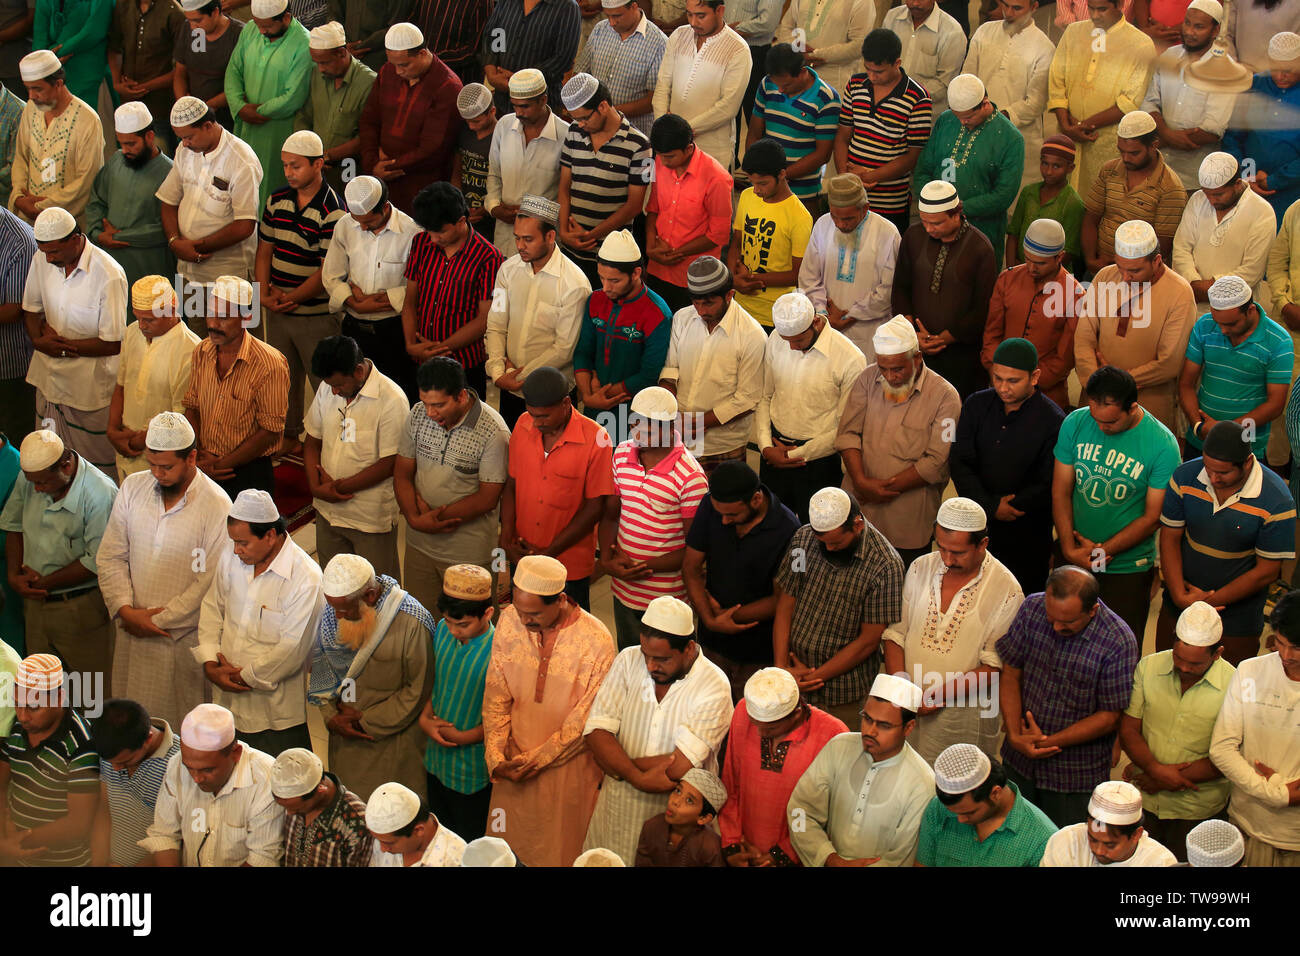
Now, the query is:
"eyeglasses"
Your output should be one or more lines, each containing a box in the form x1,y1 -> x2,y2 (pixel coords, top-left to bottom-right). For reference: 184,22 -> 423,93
858,711 -> 900,732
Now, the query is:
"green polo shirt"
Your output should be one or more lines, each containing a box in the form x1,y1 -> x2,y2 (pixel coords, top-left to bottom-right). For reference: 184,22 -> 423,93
917,783 -> 1058,867
1125,650 -> 1234,821
297,56 -> 377,154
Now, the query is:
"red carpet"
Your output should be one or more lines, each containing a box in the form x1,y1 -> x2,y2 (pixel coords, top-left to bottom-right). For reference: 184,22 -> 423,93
273,457 -> 315,533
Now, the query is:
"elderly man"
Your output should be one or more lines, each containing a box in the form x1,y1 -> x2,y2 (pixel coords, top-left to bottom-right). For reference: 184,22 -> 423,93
837,316 -> 961,566
86,103 -> 175,291
757,291 -> 865,525
1040,779 -> 1178,865
309,554 -> 435,801
139,703 -> 285,866
884,498 -> 1024,764
583,594 -> 733,865
97,412 -> 232,731
881,0 -> 965,121
799,174 -> 900,363
1,431 -> 117,687
486,194 -> 592,429
271,746 -> 371,866
719,668 -> 848,866
997,565 -> 1140,827
196,489 -> 325,757
108,278 -> 201,481
367,780 -> 465,866
572,0 -> 667,140
90,698 -> 181,868
0,654 -> 98,866
22,207 -> 127,477
1074,220 -> 1197,436
788,672 -> 935,866
173,0 -> 245,131
484,555 -> 616,866
296,21 -> 376,195
9,50 -> 104,226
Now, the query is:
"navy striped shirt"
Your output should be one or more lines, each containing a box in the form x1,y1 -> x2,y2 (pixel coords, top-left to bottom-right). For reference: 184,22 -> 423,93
0,207 -> 35,380
560,114 -> 651,262
405,228 -> 504,371
753,70 -> 841,200
99,720 -> 179,867
838,70 -> 932,215
259,181 -> 344,316
481,0 -> 582,113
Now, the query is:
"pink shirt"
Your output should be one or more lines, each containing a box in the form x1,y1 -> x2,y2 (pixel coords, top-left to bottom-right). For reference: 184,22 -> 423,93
646,145 -> 734,289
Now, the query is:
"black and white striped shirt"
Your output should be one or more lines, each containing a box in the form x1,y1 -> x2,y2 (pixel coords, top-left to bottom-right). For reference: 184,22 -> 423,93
0,207 -> 35,381
559,114 -> 651,262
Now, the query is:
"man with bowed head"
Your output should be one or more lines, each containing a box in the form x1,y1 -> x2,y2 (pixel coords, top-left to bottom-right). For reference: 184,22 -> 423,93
367,780 -> 466,867
1040,779 -> 1177,865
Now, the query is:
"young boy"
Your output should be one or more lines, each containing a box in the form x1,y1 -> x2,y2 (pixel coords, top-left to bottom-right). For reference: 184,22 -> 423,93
452,83 -> 499,240
1005,135 -> 1086,270
634,768 -> 727,867
420,564 -> 496,842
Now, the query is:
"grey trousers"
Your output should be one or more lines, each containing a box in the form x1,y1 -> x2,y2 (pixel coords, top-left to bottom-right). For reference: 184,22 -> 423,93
314,514 -> 400,581
266,309 -> 341,440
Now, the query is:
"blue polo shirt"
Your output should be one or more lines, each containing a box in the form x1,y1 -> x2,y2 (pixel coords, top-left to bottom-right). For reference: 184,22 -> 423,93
917,782 -> 1059,867
752,69 -> 841,200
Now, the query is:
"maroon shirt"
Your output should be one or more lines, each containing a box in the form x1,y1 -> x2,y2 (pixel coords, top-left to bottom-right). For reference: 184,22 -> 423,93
404,228 -> 503,371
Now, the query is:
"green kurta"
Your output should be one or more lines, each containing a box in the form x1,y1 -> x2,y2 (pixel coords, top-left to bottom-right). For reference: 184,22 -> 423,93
85,149 -> 176,293
225,18 -> 312,209
34,0 -> 115,108
295,55 -> 376,194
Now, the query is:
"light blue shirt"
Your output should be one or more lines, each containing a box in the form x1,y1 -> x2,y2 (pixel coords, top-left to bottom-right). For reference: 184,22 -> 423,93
727,0 -> 784,47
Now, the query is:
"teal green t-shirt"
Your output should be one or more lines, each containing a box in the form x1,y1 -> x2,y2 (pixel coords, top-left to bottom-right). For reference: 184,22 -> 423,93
1053,406 -> 1180,573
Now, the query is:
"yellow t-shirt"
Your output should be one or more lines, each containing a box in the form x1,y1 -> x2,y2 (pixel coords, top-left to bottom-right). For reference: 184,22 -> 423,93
732,189 -> 814,327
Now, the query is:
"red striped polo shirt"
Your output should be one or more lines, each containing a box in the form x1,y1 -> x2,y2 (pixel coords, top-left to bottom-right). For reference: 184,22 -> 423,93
404,228 -> 503,370
838,70 -> 932,216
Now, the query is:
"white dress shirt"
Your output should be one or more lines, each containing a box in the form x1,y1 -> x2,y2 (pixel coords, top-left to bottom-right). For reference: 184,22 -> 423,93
883,4 -> 968,120
369,823 -> 468,867
964,16 -> 1054,189
1040,823 -> 1178,866
1172,187 -> 1277,305
321,204 -> 419,320
485,247 -> 592,392
486,111 -> 570,257
651,24 -> 751,170
799,211 -> 900,363
114,320 -> 202,478
658,297 -> 767,456
1140,47 -> 1238,190
194,537 -> 325,733
22,238 -> 127,411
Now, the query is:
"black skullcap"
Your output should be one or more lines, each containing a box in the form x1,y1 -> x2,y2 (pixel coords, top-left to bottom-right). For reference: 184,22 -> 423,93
522,367 -> 570,407
708,460 -> 760,503
1201,420 -> 1250,464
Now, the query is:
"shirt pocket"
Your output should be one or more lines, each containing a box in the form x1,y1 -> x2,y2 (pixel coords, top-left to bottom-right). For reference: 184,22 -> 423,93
531,302 -> 560,332
63,303 -> 100,339
907,33 -> 940,77
1058,672 -> 1097,711
543,460 -> 585,507
252,607 -> 284,645
218,820 -> 248,862
888,422 -> 930,462
199,184 -> 233,218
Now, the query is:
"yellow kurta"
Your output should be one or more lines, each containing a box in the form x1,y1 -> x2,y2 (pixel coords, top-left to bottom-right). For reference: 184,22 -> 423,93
115,321 -> 201,480
8,96 -> 104,224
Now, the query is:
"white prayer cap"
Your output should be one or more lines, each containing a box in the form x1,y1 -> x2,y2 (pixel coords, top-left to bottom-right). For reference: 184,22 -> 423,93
947,73 -> 985,112
1186,0 -> 1223,21
457,83 -> 493,119
517,194 -> 560,228
114,101 -> 152,135
1207,275 -> 1252,310
917,180 -> 959,213
508,68 -> 547,99
15,653 -> 64,691
309,20 -> 347,50
211,274 -> 254,308
602,0 -> 632,6
282,129 -> 323,158
228,488 -> 280,524
19,430 -> 64,472
561,72 -> 599,111
19,49 -> 61,82
344,175 -> 384,216
744,667 -> 800,722
385,22 -> 424,51
1186,819 -> 1244,867
641,595 -> 694,637
180,0 -> 216,9
1175,601 -> 1223,647
681,768 -> 727,811
1116,110 -> 1157,139
365,782 -> 422,834
1088,780 -> 1143,826
1198,151 -> 1239,189
271,747 -> 324,798
598,229 -> 641,263
513,554 -> 567,596
1023,218 -> 1067,257
322,553 -> 376,598
180,703 -> 237,751
462,837 -> 518,867
250,0 -> 289,18
772,291 -> 815,336
170,95 -> 209,128
934,743 -> 992,794
1269,31 -> 1300,65
146,411 -> 195,452
1112,220 -> 1158,259
573,848 -> 625,866
808,486 -> 852,532
937,497 -> 987,533
630,385 -> 677,422
872,315 -> 919,356
33,206 -> 76,242
869,672 -> 923,712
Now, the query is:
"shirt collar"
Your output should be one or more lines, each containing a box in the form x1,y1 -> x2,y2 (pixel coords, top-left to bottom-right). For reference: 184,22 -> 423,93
1001,13 -> 1032,36
1156,650 -> 1232,691
47,453 -> 93,513
1194,457 -> 1264,504
257,537 -> 300,583
216,746 -> 257,798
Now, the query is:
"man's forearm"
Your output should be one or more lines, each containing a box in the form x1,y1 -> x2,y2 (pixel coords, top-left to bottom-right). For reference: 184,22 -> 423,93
545,496 -> 605,556
219,428 -> 278,468
811,627 -> 883,682
1043,710 -> 1121,749
1099,514 -> 1161,559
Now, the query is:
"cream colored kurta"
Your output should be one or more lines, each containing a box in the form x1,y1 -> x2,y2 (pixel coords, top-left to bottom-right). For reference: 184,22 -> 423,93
776,0 -> 875,97
1172,187 -> 1278,306
651,23 -> 750,170
882,4 -> 967,120
114,321 -> 202,479
8,96 -> 104,224
1040,823 -> 1178,866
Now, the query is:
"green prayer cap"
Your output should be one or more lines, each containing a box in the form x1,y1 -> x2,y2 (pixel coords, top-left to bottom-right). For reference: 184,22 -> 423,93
991,338 -> 1038,373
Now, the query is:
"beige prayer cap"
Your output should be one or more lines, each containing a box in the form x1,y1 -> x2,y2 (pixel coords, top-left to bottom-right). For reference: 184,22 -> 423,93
20,429 -> 64,472
132,274 -> 177,313
744,667 -> 800,722
211,275 -> 255,309
872,315 -> 919,356
366,782 -> 422,833
598,229 -> 641,263
444,564 -> 493,601
917,180 -> 959,214
19,49 -> 61,83
1112,220 -> 1158,259
573,848 -> 625,866
462,836 -> 518,866
508,68 -> 548,99
344,175 -> 385,216
937,497 -> 987,534
1186,0 -> 1223,20
228,488 -> 280,523
1269,31 -> 1300,67
33,207 -> 76,242
809,487 -> 852,532
826,173 -> 867,207
282,129 -> 323,158
1198,151 -> 1239,189
681,768 -> 727,811
146,411 -> 195,452
1088,780 -> 1143,826
868,672 -> 923,712
250,0 -> 289,17
309,20 -> 347,50
1116,110 -> 1157,139
385,22 -> 424,51
322,553 -> 376,599
1175,601 -> 1223,647
630,385 -> 677,422
170,95 -> 209,128
641,595 -> 694,637
271,747 -> 324,798
114,101 -> 153,135
513,554 -> 567,596
934,743 -> 992,794
180,703 -> 237,751
772,291 -> 815,336
947,73 -> 986,112
1186,819 -> 1244,867
15,653 -> 64,691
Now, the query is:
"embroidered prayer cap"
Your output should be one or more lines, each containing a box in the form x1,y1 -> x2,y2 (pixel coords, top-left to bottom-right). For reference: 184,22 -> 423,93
443,564 -> 494,601
917,180 -> 959,214
517,194 -> 560,229
19,49 -> 61,82
271,747 -> 323,798
681,768 -> 727,811
808,486 -> 852,532
308,20 -> 347,50
114,101 -> 153,135
366,782 -> 422,834
1186,819 -> 1244,867
1116,110 -> 1157,139
33,206 -> 76,242
513,554 -> 567,596
573,848 -> 625,866
630,385 -> 677,422
641,595 -> 694,637
1201,420 -> 1251,465
508,67 -> 548,99
1197,151 -> 1238,189
180,703 -> 236,751
1112,220 -> 1158,259
457,83 -> 493,120
322,553 -> 376,598
344,175 -> 384,215
228,488 -> 280,524
1268,31 -> 1300,66
947,73 -> 986,112
1040,134 -> 1076,158
868,672 -> 923,712
146,411 -> 195,452
170,95 -> 209,128
992,337 -> 1039,372
685,255 -> 729,295
132,274 -> 177,313
462,836 -> 519,866
599,228 -> 641,264
521,366 -> 570,406
1207,274 -> 1252,310
384,22 -> 424,51
772,291 -> 815,336
826,173 -> 867,207
1175,601 -> 1223,647
282,129 -> 323,158
1089,781 -> 1145,827
937,496 -> 987,534
211,274 -> 255,309
744,667 -> 800,722
20,429 -> 64,472
934,743 -> 992,794
1186,0 -> 1223,21
15,653 -> 64,691
250,0 -> 289,17
562,72 -> 599,111
872,315 -> 919,356
1023,218 -> 1066,257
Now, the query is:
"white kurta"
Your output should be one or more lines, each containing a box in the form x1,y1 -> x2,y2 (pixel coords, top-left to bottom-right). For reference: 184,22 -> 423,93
370,824 -> 467,867
882,4 -> 967,121
775,0 -> 875,97
1040,823 -> 1178,866
651,24 -> 750,170
1171,187 -> 1278,306
1140,47 -> 1237,191
485,248 -> 592,393
756,322 -> 865,462
485,112 -> 569,257
798,211 -> 900,362
114,321 -> 202,479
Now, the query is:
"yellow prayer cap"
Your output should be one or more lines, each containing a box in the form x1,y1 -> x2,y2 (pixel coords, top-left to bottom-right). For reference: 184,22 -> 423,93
131,275 -> 177,314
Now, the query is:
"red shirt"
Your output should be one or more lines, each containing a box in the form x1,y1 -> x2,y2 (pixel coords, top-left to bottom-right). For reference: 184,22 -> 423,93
646,145 -> 734,288
981,263 -> 1083,411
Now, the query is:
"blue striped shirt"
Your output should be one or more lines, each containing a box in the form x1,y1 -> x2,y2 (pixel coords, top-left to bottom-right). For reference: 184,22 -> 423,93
572,14 -> 667,138
753,70 -> 841,200
425,619 -> 495,794
99,720 -> 180,867
0,207 -> 35,380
